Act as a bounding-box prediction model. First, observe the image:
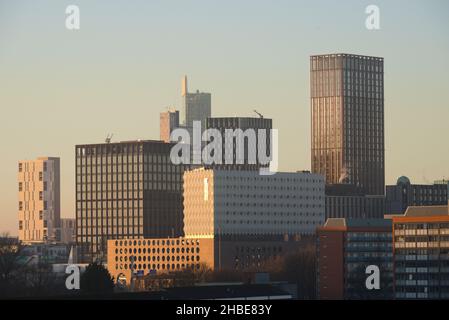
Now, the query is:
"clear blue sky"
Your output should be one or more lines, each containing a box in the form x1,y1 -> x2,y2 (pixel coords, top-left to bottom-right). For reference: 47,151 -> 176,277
1,0 -> 448,235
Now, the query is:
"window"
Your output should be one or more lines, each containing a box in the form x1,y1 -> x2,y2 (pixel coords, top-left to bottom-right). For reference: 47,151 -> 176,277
19,163 -> 23,172
19,201 -> 23,211
39,172 -> 43,181
19,182 -> 23,192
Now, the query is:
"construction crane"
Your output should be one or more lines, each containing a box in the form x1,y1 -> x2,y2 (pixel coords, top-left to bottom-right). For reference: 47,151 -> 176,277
105,133 -> 113,144
253,109 -> 264,119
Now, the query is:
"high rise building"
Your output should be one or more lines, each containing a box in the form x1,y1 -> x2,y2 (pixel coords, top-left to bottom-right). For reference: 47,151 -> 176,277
182,75 -> 211,131
160,108 -> 180,143
393,204 -> 449,299
311,53 -> 385,196
205,117 -> 272,171
316,218 -> 393,300
18,157 -> 60,243
386,176 -> 448,214
75,140 -> 188,262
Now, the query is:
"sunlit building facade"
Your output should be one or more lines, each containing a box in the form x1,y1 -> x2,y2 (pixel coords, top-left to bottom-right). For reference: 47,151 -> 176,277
311,53 -> 384,196
75,140 -> 188,262
393,204 -> 449,299
18,157 -> 60,243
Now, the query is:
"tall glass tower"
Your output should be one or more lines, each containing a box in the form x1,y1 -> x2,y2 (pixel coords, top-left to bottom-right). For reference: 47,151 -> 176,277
310,53 -> 384,196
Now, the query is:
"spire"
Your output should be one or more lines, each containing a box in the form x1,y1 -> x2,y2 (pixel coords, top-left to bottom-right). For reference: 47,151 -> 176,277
68,246 -> 74,264
182,75 -> 188,97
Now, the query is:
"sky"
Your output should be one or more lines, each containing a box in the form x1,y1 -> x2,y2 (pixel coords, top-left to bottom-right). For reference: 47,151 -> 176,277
0,0 -> 448,235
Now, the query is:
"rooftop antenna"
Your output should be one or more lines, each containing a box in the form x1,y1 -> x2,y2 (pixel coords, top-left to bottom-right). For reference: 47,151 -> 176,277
105,133 -> 113,144
254,109 -> 264,119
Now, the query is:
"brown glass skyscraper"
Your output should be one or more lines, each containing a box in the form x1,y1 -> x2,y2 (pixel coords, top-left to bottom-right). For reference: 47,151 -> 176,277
311,53 -> 384,196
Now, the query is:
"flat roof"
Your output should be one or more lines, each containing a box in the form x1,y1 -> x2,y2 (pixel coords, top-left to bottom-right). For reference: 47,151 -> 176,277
310,53 -> 383,60
404,205 -> 448,217
323,218 -> 391,229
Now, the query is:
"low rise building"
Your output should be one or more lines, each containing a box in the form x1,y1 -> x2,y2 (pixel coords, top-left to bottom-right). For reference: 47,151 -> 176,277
386,176 -> 448,215
392,204 -> 449,299
325,184 -> 385,219
316,218 -> 393,300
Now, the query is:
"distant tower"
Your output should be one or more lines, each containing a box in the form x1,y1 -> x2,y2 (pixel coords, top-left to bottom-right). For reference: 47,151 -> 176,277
182,75 -> 211,130
182,75 -> 188,97
160,108 -> 180,143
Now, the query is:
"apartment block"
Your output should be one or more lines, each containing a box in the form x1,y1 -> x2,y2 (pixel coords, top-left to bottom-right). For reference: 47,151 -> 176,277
317,218 -> 393,299
393,204 -> 449,299
18,157 -> 60,243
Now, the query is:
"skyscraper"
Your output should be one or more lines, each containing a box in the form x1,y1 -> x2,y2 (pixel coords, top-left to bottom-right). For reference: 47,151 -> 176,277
18,157 -> 60,243
182,75 -> 211,131
75,140 -> 188,262
310,53 -> 385,196
160,108 -> 180,143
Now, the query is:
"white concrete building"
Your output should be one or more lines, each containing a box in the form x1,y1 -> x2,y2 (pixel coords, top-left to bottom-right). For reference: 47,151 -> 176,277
183,168 -> 325,238
18,157 -> 60,243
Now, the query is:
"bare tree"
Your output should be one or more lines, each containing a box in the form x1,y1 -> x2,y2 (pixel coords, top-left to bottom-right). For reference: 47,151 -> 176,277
0,233 -> 25,297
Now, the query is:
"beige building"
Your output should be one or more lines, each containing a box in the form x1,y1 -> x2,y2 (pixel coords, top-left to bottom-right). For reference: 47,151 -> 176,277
183,168 -> 325,237
107,236 -> 303,283
18,157 -> 60,243
107,237 -> 215,283
160,108 -> 179,143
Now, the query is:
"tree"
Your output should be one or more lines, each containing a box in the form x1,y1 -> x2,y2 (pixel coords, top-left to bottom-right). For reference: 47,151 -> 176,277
80,261 -> 115,294
270,244 -> 317,299
0,233 -> 24,297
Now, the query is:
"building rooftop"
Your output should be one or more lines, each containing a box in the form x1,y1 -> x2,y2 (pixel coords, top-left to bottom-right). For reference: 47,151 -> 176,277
404,205 -> 449,217
310,53 -> 383,60
76,139 -> 166,147
323,218 -> 392,229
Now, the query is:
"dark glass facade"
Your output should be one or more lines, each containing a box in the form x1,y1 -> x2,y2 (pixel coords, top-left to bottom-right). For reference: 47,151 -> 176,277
75,140 -> 188,262
311,54 -> 384,196
205,117 -> 272,171
386,176 -> 448,214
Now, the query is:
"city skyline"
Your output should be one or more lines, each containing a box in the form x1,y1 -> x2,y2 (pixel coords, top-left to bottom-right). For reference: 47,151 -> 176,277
1,0 -> 449,235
